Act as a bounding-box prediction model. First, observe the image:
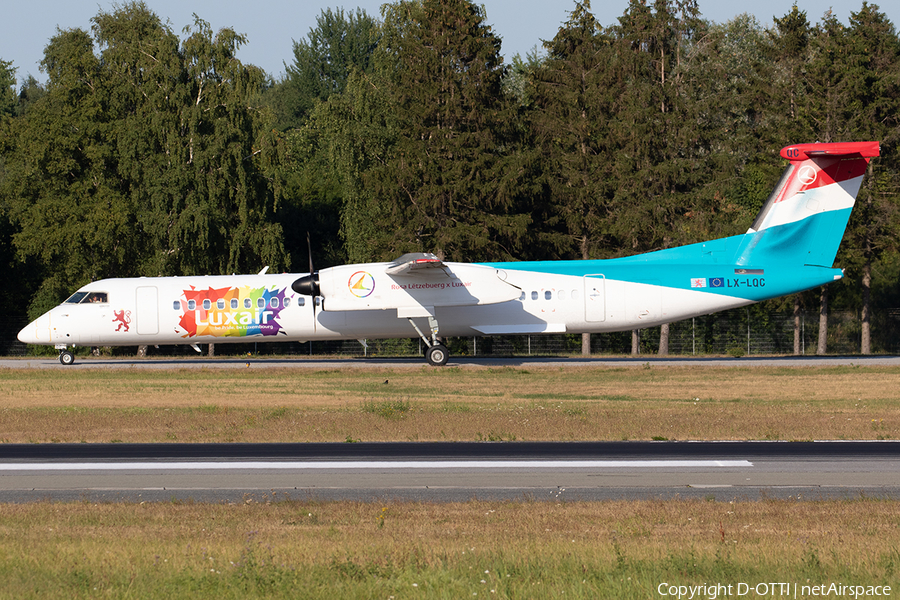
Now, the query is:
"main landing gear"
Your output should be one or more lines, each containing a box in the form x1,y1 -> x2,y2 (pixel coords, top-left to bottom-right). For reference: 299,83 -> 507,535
407,314 -> 450,367
425,343 -> 450,367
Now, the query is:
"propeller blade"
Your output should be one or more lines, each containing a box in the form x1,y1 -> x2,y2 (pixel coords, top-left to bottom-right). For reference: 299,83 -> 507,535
291,232 -> 320,332
307,232 -> 315,280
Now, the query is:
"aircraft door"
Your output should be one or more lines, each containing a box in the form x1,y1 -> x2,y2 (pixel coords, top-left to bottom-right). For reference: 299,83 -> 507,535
135,286 -> 159,335
583,275 -> 606,322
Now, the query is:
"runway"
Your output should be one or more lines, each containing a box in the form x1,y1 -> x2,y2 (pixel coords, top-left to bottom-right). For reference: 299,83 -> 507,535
2,354 -> 900,369
1,441 -> 898,503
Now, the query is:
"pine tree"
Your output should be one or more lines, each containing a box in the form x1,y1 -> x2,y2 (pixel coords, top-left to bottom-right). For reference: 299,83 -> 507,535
529,1 -> 621,354
531,1 -> 620,262
358,0 -> 531,262
838,3 -> 900,353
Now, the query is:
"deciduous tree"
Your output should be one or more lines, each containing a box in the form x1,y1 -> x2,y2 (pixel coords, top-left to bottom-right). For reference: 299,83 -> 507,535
0,2 -> 287,316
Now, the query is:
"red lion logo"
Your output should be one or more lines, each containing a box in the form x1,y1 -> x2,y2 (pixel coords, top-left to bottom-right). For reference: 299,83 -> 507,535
113,310 -> 131,332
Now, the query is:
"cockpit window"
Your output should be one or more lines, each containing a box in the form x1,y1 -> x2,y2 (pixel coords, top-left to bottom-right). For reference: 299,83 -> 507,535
84,292 -> 108,304
65,291 -> 108,304
65,292 -> 89,304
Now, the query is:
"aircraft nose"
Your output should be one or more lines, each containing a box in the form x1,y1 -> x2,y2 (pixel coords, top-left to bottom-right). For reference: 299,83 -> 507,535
17,313 -> 50,345
17,321 -> 38,344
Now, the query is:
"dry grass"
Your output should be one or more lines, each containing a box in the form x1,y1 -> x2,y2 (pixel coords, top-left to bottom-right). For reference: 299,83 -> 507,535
0,498 -> 896,598
0,365 -> 897,442
1,365 -> 898,597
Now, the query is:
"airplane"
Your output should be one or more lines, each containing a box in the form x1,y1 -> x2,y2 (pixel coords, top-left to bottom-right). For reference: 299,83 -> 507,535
17,141 -> 880,366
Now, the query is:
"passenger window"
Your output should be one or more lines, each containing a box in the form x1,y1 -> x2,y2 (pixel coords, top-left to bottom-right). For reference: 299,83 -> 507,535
298,297 -> 305,307
531,291 -> 538,301
203,299 -> 211,310
519,292 -> 525,301
231,299 -> 238,309
188,300 -> 196,310
558,290 -> 566,300
244,298 -> 252,309
173,301 -> 180,310
257,298 -> 265,309
571,290 -> 579,300
544,290 -> 552,300
216,299 -> 225,310
284,297 -> 292,308
270,298 -> 280,309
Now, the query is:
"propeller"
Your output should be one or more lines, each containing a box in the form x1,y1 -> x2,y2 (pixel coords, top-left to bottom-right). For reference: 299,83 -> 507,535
292,233 -> 321,328
292,233 -> 320,296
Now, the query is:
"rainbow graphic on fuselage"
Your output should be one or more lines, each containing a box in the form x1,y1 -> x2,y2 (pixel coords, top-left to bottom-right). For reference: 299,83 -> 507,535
178,285 -> 289,338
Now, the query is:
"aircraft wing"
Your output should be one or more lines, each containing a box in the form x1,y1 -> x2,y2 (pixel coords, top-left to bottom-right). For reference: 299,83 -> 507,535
318,256 -> 522,312
384,253 -> 444,276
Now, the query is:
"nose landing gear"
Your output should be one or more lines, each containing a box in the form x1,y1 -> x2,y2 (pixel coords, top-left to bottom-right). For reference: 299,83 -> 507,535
55,345 -> 75,365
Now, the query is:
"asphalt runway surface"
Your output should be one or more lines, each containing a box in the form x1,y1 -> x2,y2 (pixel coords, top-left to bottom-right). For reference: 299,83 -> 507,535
3,355 -> 897,503
2,354 -> 900,369
1,441 -> 898,503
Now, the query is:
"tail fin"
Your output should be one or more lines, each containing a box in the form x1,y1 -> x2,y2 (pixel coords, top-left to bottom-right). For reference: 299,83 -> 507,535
734,141 -> 880,268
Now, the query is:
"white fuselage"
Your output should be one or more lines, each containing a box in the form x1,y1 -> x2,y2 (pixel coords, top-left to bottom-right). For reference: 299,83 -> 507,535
18,264 -> 752,349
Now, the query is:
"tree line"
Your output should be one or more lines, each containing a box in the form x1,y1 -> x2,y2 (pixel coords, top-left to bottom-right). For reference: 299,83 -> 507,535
1,0 -> 899,353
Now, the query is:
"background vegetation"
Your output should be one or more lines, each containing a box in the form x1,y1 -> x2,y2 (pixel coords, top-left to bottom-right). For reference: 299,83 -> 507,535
2,0 -> 899,351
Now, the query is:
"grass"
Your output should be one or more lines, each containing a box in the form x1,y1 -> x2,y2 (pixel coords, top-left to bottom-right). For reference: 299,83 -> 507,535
0,498 -> 897,599
0,364 -> 897,442
1,363 -> 898,597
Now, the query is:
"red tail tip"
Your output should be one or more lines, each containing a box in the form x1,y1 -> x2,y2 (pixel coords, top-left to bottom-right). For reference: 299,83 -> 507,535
781,141 -> 880,161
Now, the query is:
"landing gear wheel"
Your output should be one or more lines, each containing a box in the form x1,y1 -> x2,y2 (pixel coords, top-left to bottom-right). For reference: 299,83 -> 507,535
425,344 -> 449,367
59,351 -> 75,366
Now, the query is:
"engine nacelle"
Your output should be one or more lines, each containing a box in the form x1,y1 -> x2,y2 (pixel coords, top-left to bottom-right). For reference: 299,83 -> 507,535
318,262 -> 521,312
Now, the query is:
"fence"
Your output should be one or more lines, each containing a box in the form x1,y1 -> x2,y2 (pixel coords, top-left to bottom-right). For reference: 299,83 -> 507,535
3,306 -> 900,359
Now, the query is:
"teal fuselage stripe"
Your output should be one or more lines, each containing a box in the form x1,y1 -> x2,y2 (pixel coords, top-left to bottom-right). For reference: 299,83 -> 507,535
481,209 -> 849,302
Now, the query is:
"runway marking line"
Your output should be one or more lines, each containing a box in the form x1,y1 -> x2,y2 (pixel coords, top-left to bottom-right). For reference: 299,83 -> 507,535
0,460 -> 753,470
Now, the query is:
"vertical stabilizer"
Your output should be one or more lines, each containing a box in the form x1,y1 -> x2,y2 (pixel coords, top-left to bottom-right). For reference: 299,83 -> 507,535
734,141 -> 880,268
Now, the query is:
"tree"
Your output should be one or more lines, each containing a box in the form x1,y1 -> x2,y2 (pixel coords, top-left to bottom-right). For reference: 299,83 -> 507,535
610,0 -> 709,353
306,65 -> 400,264
14,75 -> 46,116
0,59 -> 15,118
272,8 -> 381,131
531,1 -> 620,262
768,4 -> 812,128
529,1 -> 622,354
270,8 -> 382,269
352,0 -> 531,262
837,3 -> 900,353
0,2 -> 288,316
607,0 -> 711,255
766,4 -> 819,352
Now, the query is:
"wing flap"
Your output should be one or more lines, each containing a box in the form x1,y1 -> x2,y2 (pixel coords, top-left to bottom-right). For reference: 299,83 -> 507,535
473,324 -> 567,334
